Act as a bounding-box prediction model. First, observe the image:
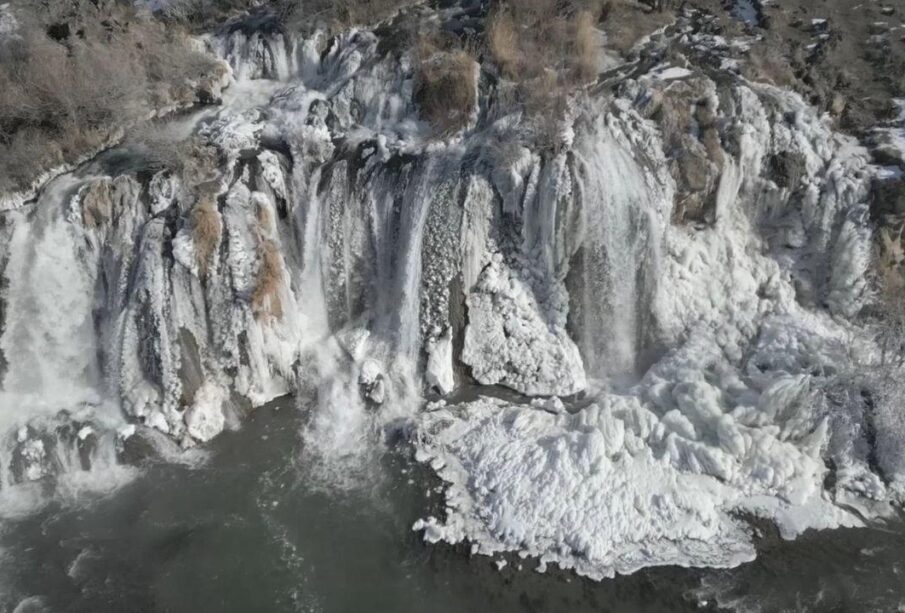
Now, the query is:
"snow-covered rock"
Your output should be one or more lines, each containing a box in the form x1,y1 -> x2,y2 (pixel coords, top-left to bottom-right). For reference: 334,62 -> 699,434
426,331 -> 455,395
184,382 -> 227,443
462,256 -> 586,396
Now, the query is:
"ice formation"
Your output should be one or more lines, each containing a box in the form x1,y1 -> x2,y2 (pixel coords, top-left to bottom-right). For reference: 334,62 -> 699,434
0,1 -> 901,579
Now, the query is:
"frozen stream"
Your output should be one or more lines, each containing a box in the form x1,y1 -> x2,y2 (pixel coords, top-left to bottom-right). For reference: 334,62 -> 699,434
1,397 -> 904,613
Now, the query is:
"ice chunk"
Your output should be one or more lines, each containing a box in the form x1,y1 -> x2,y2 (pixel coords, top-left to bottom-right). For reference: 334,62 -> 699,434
184,382 -> 227,443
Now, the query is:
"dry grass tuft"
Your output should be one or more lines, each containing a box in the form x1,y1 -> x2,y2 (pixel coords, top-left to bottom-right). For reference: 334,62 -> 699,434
256,199 -> 274,234
252,239 -> 284,321
330,0 -> 415,28
743,43 -> 798,88
483,0 -> 604,146
876,222 -> 905,364
486,1 -> 601,84
573,10 -> 599,82
81,179 -> 115,229
163,0 -> 415,31
600,0 -> 673,53
415,39 -> 478,135
488,12 -> 520,78
192,192 -> 221,278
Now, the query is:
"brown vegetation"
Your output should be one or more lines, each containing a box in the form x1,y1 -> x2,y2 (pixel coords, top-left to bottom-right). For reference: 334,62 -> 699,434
486,0 -> 602,85
192,192 -> 222,278
162,0 -> 415,31
81,179 -> 115,229
487,11 -> 520,77
252,239 -> 284,321
415,37 -> 478,134
0,0 -> 220,194
742,44 -> 798,89
599,0 -> 674,53
573,10 -> 600,82
483,0 -> 606,145
329,0 -> 417,29
876,222 -> 905,365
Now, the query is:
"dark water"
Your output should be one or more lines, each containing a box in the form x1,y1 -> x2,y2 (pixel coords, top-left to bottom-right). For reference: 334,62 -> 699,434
1,401 -> 904,613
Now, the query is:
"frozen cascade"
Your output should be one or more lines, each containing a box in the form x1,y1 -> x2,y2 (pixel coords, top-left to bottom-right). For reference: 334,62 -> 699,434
0,4 -> 900,579
415,75 -> 888,578
0,173 -> 138,511
570,107 -> 672,384
1,177 -> 103,411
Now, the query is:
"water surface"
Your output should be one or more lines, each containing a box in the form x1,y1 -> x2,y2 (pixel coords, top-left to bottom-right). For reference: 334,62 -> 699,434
1,400 -> 903,613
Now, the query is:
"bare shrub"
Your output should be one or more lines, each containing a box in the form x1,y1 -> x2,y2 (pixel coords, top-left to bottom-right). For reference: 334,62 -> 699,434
573,10 -> 599,82
330,0 -> 415,28
158,0 -> 263,27
487,11 -> 520,77
486,1 -> 601,84
252,239 -> 284,321
0,1 -> 220,194
256,200 -> 274,234
876,223 -> 905,365
599,0 -> 673,53
192,192 -> 222,278
180,141 -> 221,188
484,0 -> 603,144
415,38 -> 478,134
162,0 -> 413,31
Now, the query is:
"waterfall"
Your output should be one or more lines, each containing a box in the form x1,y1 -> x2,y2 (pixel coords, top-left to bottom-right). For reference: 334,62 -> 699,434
0,177 -> 104,416
571,108 -> 671,385
0,174 -> 137,508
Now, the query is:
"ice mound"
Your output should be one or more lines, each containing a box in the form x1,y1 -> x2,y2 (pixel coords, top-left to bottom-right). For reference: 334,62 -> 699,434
413,383 -> 862,579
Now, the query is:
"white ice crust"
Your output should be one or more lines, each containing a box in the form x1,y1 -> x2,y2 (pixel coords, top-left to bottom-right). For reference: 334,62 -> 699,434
462,255 -> 587,396
184,382 -> 227,443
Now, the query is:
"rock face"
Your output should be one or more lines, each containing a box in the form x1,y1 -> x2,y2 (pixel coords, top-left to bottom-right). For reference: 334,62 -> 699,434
0,0 -> 901,580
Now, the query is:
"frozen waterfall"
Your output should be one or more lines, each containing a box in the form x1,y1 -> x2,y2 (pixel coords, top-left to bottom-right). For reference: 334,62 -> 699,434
0,2 -> 901,581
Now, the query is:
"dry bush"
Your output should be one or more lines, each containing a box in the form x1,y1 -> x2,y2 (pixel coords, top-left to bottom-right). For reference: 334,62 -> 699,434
0,1 -> 220,194
743,43 -> 798,88
877,274 -> 905,367
162,0 -> 413,31
484,0 -> 602,142
81,179 -> 115,229
600,0 -> 673,52
180,141 -> 221,188
158,0 -> 264,27
486,1 -> 601,84
252,239 -> 284,321
256,200 -> 274,233
330,0 -> 415,28
192,192 -> 222,278
488,12 -> 520,77
415,38 -> 478,134
573,10 -> 599,82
